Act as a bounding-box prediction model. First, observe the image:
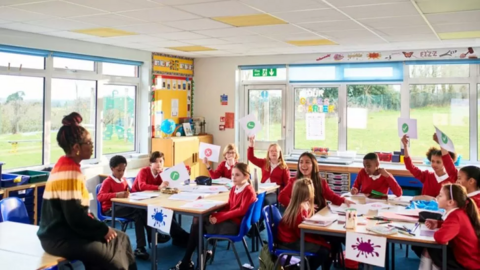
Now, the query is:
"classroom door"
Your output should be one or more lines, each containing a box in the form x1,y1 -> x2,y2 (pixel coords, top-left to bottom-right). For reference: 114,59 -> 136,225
243,85 -> 286,170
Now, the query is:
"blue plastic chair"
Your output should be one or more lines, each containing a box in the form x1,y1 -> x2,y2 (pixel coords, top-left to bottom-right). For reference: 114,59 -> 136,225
263,205 -> 317,270
250,192 -> 266,252
43,260 -> 85,270
95,184 -> 132,231
204,201 -> 256,269
0,197 -> 30,224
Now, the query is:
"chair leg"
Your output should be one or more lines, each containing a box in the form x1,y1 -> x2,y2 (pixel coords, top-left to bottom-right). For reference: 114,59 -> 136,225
227,241 -> 230,250
406,245 -> 409,258
255,223 -> 264,246
305,257 -> 311,270
229,240 -> 243,269
339,247 -> 346,270
242,238 -> 254,267
210,240 -> 217,265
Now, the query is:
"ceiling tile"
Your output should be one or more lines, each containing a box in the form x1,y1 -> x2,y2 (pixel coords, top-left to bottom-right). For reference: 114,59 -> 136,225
14,1 -> 105,17
100,35 -> 166,43
153,31 -> 207,40
239,0 -> 328,13
273,9 -> 346,24
0,7 -> 52,22
241,24 -> 305,35
222,35 -> 275,43
64,0 -> 161,12
207,43 -> 248,50
151,0 -> 219,5
116,42 -> 155,49
72,14 -> 143,27
176,1 -> 260,17
114,23 -> 181,34
163,18 -> 231,30
0,0 -> 52,6
26,18 -> 97,31
194,27 -> 254,38
144,40 -> 192,47
0,22 -> 55,33
182,38 -> 232,45
417,0 -> 480,14
433,23 -> 480,33
380,33 -> 439,42
376,25 -> 434,36
300,20 -> 363,32
340,2 -> 418,19
426,10 -> 480,25
335,36 -> 387,45
330,0 -> 410,7
266,32 -> 325,41
316,29 -> 380,39
242,41 -> 290,49
119,7 -> 200,22
44,30 -> 100,39
358,16 -> 427,29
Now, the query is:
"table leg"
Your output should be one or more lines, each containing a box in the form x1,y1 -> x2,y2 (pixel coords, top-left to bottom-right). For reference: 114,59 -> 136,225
198,215 -> 204,270
442,245 -> 447,270
151,229 -> 158,270
385,243 -> 389,270
391,243 -> 395,270
300,229 -> 305,270
111,202 -> 116,228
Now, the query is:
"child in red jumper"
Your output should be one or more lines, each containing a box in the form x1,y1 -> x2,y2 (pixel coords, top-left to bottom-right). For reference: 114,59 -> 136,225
202,144 -> 239,179
131,151 -> 189,246
248,136 -> 290,205
402,135 -> 456,198
278,178 -> 331,270
418,184 -> 480,270
97,155 -> 149,260
351,153 -> 402,197
170,162 -> 256,270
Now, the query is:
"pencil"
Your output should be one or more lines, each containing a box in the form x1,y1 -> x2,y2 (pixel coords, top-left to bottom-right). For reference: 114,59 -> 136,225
398,230 -> 415,237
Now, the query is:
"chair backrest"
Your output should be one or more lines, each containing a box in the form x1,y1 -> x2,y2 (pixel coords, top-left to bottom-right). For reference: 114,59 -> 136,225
0,197 -> 30,224
95,184 -> 106,221
251,192 -> 266,224
263,205 -> 282,253
125,177 -> 135,190
237,201 -> 256,237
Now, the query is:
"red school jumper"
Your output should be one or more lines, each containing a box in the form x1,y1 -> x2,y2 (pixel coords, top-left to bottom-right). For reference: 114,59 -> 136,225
97,176 -> 128,213
468,191 -> 480,210
208,160 -> 234,179
434,209 -> 480,269
247,147 -> 290,190
211,184 -> 256,225
131,166 -> 163,192
442,154 -> 458,185
404,157 -> 456,197
352,169 -> 402,197
278,207 -> 330,248
278,177 -> 345,207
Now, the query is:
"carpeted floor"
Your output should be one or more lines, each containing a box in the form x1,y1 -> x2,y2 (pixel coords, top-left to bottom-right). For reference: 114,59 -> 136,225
121,216 -> 421,270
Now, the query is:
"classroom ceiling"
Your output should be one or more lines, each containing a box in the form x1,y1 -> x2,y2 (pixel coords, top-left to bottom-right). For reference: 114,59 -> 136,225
0,0 -> 480,57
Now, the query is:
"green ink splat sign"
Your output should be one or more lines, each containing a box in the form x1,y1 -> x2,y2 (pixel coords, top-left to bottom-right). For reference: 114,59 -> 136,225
252,68 -> 277,77
435,126 -> 455,153
397,118 -> 417,139
160,163 -> 190,188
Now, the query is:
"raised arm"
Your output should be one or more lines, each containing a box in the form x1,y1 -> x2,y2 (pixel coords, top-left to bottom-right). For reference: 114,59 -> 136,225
247,137 -> 266,168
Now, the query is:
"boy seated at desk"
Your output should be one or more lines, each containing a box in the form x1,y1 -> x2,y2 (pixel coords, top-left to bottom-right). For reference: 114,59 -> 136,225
131,151 -> 190,247
97,155 -> 150,260
351,153 -> 402,197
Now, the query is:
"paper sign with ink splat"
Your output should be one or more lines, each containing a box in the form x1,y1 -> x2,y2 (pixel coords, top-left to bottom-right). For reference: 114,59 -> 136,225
147,205 -> 173,235
434,126 -> 455,153
397,118 -> 417,139
239,113 -> 262,136
199,142 -> 221,163
160,163 -> 189,188
346,232 -> 387,267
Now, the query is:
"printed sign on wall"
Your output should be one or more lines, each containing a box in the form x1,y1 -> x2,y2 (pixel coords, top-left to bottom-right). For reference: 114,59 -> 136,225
152,53 -> 194,76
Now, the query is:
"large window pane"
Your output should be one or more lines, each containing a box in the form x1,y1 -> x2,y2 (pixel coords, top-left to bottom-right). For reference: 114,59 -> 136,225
409,64 -> 469,78
410,84 -> 469,159
51,79 -> 96,163
0,52 -> 44,69
347,85 -> 401,154
102,63 -> 138,77
0,75 -> 44,169
294,87 -> 338,150
53,57 -> 94,71
103,85 -> 136,154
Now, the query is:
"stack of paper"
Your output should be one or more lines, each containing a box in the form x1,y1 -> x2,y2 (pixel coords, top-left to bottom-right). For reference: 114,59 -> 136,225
304,214 -> 338,227
129,192 -> 160,201
389,196 -> 413,206
420,228 -> 437,237
212,178 -> 231,184
180,185 -> 228,194
181,199 -> 225,210
169,193 -> 209,201
259,183 -> 277,188
366,225 -> 398,235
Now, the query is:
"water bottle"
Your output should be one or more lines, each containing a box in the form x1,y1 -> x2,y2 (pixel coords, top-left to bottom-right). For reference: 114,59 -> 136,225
253,168 -> 259,192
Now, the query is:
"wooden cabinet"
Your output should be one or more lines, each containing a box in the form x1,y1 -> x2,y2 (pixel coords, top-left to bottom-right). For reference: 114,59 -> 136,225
151,134 -> 213,179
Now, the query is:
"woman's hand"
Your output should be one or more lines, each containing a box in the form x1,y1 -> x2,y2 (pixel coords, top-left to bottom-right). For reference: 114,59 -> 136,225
344,199 -> 356,207
248,136 -> 255,147
104,227 -> 117,243
425,219 -> 439,230
209,215 -> 217,224
351,187 -> 359,195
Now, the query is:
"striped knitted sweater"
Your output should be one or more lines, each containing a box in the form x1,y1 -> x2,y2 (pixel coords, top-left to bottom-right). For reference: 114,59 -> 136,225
37,156 -> 108,241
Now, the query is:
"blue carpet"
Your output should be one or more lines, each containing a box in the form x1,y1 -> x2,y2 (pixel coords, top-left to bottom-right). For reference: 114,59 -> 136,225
122,216 -> 421,269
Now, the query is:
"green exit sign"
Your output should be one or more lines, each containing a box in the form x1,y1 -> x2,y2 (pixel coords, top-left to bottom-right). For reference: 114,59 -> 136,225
252,68 -> 277,77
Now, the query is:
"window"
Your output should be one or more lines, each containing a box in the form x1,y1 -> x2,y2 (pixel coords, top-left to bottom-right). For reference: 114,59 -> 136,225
50,79 -> 97,163
102,63 -> 138,77
289,66 -> 336,82
294,87 -> 339,150
409,64 -> 469,78
241,67 -> 287,81
347,85 -> 401,154
53,57 -> 94,71
0,52 -> 44,69
410,84 -> 469,159
102,85 -> 136,154
0,75 -> 44,169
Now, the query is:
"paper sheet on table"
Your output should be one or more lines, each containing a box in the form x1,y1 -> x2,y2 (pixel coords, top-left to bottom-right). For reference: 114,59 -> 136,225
181,199 -> 225,210
169,193 -> 209,201
130,192 -> 160,201
180,185 -> 228,193
160,163 -> 190,188
259,183 -> 277,188
388,195 -> 413,205
329,203 -> 370,216
304,213 -> 338,226
198,142 -> 221,163
212,177 -> 231,184
420,228 -> 438,237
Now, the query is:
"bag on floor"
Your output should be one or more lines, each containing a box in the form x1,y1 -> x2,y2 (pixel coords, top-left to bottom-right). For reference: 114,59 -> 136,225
259,244 -> 278,270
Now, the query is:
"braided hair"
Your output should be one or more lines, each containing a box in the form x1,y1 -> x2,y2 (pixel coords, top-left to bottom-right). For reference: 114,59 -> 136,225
57,112 -> 88,154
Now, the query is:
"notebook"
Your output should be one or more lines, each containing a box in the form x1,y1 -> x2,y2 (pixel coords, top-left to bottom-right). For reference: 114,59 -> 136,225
304,214 -> 338,227
379,212 -> 418,223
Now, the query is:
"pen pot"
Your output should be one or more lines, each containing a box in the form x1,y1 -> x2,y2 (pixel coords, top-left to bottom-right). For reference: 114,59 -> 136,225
345,208 -> 357,230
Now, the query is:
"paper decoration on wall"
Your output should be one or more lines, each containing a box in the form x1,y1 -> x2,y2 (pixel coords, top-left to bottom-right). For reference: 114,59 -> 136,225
435,126 -> 455,152
199,142 -> 221,162
306,113 -> 325,140
300,97 -> 306,105
239,113 -> 262,136
345,232 -> 387,267
152,53 -> 194,76
328,105 -> 335,113
171,99 -> 178,117
148,206 -> 173,235
225,112 -> 234,129
397,118 -> 417,139
160,163 -> 189,188
220,94 -> 228,105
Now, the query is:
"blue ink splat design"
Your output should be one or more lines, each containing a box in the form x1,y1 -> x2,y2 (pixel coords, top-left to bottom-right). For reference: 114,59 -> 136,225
351,237 -> 380,258
151,208 -> 168,227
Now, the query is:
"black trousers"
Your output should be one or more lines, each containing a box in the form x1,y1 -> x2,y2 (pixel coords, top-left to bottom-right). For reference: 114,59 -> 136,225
411,245 -> 464,270
105,206 -> 147,248
40,229 -> 137,270
278,240 -> 330,270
